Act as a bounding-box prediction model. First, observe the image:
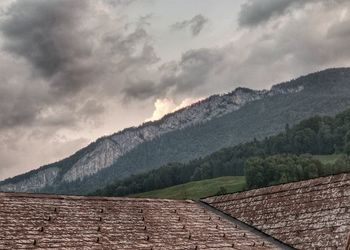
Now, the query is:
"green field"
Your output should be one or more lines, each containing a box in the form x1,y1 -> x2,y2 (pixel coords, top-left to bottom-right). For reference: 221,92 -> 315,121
313,154 -> 343,164
131,155 -> 341,200
132,176 -> 246,200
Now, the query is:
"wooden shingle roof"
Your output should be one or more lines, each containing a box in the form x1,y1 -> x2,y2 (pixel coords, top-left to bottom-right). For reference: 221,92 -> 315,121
203,173 -> 350,250
0,192 -> 285,250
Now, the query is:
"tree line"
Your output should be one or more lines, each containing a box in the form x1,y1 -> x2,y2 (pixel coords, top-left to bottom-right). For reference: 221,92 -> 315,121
92,108 -> 350,197
245,154 -> 350,189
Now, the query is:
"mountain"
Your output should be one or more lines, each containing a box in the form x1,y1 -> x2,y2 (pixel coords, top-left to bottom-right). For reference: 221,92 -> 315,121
0,86 -> 269,192
2,67 -> 350,194
93,108 -> 350,198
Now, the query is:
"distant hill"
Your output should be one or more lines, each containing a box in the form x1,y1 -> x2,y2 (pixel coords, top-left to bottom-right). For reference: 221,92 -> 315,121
2,67 -> 350,194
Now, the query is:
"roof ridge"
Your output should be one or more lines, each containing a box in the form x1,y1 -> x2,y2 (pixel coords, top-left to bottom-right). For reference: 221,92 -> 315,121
208,178 -> 350,205
0,191 -> 194,203
198,200 -> 296,250
201,172 -> 350,202
203,172 -> 350,249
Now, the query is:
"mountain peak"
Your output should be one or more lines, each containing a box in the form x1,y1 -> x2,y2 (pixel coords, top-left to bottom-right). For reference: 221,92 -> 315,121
271,67 -> 350,92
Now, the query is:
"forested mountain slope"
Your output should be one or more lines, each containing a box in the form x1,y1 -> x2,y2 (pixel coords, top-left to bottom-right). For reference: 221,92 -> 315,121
94,107 -> 350,197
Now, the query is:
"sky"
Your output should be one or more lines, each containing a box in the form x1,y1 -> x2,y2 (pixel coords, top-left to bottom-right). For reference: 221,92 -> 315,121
1,0 -> 350,180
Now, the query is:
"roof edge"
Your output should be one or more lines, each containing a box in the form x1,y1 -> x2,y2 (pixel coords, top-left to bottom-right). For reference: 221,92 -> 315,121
197,200 -> 296,250
0,191 -> 194,203
200,172 -> 350,202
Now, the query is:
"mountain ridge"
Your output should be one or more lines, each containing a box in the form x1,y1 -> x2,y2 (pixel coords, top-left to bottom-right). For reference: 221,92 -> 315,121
1,67 -> 350,194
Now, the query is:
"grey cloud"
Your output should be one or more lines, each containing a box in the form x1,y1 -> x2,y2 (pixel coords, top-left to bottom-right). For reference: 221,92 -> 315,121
122,61 -> 178,100
1,0 -> 92,94
78,100 -> 105,118
170,48 -> 224,94
126,0 -> 350,101
237,0 -> 350,84
112,38 -> 160,73
123,80 -> 159,100
0,63 -> 48,130
171,14 -> 208,36
237,0 -> 349,28
238,0 -> 305,27
327,20 -> 350,40
1,0 -> 157,97
106,27 -> 149,57
104,0 -> 136,7
123,48 -> 225,100
0,0 -> 159,130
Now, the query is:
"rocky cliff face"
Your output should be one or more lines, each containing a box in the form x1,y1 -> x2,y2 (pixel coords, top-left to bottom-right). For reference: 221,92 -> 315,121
0,80 -> 307,192
63,87 -> 271,183
0,167 -> 60,192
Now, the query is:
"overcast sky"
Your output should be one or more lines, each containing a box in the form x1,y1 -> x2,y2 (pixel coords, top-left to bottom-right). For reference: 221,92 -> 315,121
1,0 -> 350,180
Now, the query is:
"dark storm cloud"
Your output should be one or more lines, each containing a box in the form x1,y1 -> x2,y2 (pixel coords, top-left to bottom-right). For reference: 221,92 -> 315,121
1,0 -> 156,99
0,0 -> 97,131
1,0 -> 93,94
171,14 -> 208,36
0,62 -> 49,130
0,0 -> 159,130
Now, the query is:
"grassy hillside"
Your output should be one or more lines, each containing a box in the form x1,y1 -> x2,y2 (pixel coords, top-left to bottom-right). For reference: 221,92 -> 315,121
133,155 -> 345,200
132,176 -> 246,200
313,154 -> 343,165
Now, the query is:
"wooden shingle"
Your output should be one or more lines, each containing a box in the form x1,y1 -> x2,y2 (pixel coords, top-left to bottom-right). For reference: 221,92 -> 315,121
203,173 -> 350,250
0,192 -> 283,249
